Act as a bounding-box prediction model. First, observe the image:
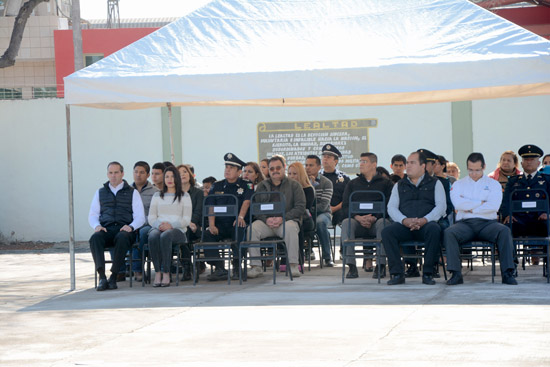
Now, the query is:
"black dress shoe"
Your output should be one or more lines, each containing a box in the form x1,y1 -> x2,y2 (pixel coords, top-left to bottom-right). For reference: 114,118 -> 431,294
446,271 -> 463,285
405,265 -> 420,278
207,267 -> 228,281
372,264 -> 386,279
346,265 -> 359,279
502,270 -> 518,285
97,278 -> 108,291
107,277 -> 118,290
324,259 -> 334,267
422,274 -> 436,285
387,274 -> 405,285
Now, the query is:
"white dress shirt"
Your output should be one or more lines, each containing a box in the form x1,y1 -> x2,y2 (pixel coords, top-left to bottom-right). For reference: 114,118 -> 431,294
388,174 -> 447,224
451,174 -> 502,221
88,181 -> 145,230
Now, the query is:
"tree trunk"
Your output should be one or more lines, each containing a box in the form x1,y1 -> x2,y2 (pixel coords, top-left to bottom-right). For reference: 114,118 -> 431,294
0,0 -> 49,69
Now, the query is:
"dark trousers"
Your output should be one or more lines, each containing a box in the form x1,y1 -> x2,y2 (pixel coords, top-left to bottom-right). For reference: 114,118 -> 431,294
89,226 -> 136,276
202,223 -> 246,268
511,216 -> 548,237
382,221 -> 441,276
444,218 -> 515,274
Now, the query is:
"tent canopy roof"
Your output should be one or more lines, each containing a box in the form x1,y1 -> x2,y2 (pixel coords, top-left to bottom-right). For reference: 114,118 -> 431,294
64,0 -> 550,109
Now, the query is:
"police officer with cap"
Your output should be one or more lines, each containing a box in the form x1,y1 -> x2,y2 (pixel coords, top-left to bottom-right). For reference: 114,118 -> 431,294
502,144 -> 550,238
321,144 -> 350,227
202,153 -> 254,281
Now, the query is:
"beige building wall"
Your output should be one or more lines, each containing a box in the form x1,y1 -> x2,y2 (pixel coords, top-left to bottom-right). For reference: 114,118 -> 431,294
0,11 -> 68,98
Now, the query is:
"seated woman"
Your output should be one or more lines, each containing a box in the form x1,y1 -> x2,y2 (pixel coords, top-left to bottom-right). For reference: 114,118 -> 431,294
148,166 -> 192,287
178,164 -> 204,280
540,154 -> 550,175
435,155 -> 456,184
288,162 -> 315,270
488,150 -> 522,191
260,158 -> 270,179
446,161 -> 460,181
243,161 -> 265,189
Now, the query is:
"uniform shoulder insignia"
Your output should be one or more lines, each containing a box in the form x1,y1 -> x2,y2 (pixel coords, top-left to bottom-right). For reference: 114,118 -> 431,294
247,183 -> 253,190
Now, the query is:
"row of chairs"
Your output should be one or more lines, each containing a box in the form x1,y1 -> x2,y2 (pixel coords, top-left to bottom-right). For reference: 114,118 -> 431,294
97,188 -> 549,287
340,189 -> 549,284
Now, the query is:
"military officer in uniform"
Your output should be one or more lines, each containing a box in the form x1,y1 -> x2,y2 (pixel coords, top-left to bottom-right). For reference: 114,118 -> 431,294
502,144 -> 550,238
202,153 -> 254,281
321,144 -> 350,226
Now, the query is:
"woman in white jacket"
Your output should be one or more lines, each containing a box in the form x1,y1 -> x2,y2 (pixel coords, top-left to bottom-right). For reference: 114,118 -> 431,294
148,166 -> 192,287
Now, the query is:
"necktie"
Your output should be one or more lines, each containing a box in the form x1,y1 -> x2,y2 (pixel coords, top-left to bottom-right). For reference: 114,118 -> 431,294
527,174 -> 532,181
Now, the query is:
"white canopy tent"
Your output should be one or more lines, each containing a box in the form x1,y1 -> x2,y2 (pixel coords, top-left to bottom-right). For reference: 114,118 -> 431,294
63,0 -> 550,289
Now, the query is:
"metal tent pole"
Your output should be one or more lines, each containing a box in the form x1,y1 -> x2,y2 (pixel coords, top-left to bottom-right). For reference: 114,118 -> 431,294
66,105 -> 76,291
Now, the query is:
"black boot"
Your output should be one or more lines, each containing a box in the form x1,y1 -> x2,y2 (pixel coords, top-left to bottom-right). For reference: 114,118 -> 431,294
372,264 -> 386,279
346,264 -> 358,279
181,259 -> 192,281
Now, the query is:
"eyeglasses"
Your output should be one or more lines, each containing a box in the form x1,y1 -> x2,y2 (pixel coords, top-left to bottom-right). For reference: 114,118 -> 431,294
269,166 -> 283,172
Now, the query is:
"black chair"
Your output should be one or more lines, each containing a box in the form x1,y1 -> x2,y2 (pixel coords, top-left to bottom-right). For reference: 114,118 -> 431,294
192,194 -> 239,285
459,241 -> 496,283
341,190 -> 386,284
508,188 -> 550,282
94,240 -> 137,289
239,191 -> 293,284
302,199 -> 319,271
400,216 -> 448,282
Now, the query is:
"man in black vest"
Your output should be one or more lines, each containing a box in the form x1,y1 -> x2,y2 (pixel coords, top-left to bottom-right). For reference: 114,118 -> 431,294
382,152 -> 447,285
88,162 -> 145,291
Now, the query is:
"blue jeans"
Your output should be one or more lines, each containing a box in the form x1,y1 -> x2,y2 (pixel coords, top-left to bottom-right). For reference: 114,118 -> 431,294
316,212 -> 332,260
132,225 -> 151,273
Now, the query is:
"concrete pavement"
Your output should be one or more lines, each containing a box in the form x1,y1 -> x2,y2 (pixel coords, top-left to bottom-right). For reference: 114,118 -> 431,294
1,243 -> 549,366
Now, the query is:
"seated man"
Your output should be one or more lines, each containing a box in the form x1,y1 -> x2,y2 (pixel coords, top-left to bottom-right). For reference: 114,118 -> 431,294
305,154 -> 334,266
390,154 -> 406,184
444,152 -> 517,285
131,161 -> 159,281
150,162 -> 166,191
89,161 -> 145,291
382,151 -> 446,285
501,144 -> 550,269
341,153 -> 393,279
247,155 -> 306,278
502,144 -> 550,237
202,153 -> 252,281
321,144 -> 350,226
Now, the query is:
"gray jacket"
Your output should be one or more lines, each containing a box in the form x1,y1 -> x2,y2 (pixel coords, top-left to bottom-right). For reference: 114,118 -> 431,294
313,173 -> 333,214
133,181 -> 159,220
255,177 -> 306,224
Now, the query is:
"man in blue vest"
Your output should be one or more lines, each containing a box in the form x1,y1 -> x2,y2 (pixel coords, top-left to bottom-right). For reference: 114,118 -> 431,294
88,162 -> 145,291
382,151 -> 447,285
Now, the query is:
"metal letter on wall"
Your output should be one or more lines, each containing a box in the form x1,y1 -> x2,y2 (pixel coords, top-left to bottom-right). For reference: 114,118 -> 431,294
257,118 -> 377,175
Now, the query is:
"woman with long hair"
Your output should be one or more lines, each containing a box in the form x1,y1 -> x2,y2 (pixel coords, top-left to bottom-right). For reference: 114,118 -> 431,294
243,161 -> 265,188
288,162 -> 315,271
260,158 -> 270,179
434,155 -> 456,184
148,166 -> 192,287
489,150 -> 521,190
178,164 -> 204,280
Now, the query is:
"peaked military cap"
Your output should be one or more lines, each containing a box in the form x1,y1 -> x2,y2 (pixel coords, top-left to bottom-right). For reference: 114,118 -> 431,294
224,153 -> 246,168
518,144 -> 543,158
417,148 -> 437,162
322,144 -> 342,158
